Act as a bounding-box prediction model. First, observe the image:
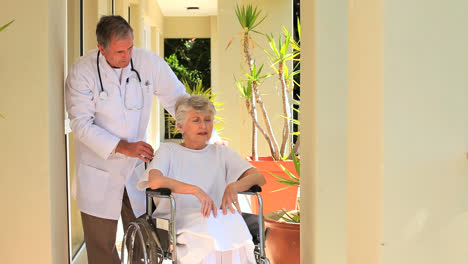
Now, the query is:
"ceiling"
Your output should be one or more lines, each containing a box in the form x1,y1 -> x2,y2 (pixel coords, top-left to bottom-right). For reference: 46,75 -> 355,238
156,0 -> 218,16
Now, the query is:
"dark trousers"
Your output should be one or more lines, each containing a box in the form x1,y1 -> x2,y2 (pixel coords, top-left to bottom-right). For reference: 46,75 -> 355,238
81,188 -> 141,264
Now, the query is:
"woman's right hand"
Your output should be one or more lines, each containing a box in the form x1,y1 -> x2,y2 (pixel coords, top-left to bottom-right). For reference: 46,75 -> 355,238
193,187 -> 217,218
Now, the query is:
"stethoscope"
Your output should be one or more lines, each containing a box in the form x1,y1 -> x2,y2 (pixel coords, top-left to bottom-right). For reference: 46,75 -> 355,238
97,50 -> 144,110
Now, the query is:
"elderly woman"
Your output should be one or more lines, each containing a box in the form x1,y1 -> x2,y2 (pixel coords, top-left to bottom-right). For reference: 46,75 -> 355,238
137,95 -> 266,264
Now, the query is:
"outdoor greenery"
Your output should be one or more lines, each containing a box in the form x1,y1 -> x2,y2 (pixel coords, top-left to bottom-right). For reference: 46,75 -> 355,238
164,38 -> 211,88
164,38 -> 221,139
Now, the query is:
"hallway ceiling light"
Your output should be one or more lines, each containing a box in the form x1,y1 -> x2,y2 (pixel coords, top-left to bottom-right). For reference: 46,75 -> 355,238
156,0 -> 217,16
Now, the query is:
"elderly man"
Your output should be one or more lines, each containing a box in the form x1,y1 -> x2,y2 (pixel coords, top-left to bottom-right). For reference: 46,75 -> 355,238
65,15 -> 220,263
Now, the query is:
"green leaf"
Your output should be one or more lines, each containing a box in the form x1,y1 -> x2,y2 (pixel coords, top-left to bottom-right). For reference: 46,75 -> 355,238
235,79 -> 252,99
279,164 -> 299,182
291,149 -> 300,177
269,167 -> 299,189
273,209 -> 300,223
271,186 -> 292,193
0,113 -> 5,119
0,20 -> 15,32
235,4 -> 266,33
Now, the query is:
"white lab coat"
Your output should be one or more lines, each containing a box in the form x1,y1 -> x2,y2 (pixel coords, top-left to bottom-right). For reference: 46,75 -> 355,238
66,48 -> 191,220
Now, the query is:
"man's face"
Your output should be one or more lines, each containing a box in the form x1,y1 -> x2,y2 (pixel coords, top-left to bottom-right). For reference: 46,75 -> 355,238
98,34 -> 134,68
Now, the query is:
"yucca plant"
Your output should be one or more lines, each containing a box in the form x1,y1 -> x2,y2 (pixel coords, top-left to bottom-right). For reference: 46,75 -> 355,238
228,4 -> 301,160
265,28 -> 300,157
227,4 -> 267,160
165,80 -> 224,138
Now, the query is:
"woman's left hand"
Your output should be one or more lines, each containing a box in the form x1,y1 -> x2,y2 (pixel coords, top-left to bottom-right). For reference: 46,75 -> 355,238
221,182 -> 241,215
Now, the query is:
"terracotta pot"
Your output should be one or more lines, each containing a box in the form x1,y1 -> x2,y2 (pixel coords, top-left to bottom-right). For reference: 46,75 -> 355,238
265,216 -> 300,264
246,156 -> 299,214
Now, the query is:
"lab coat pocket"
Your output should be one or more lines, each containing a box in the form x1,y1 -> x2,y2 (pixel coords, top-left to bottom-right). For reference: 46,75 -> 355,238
77,163 -> 111,203
94,93 -> 126,125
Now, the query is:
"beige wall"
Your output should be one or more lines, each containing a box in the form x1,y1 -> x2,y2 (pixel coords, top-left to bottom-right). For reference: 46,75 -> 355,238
216,0 -> 293,157
115,0 -> 130,21
300,0 -> 315,262
164,16 -> 211,39
0,0 -> 68,263
98,0 -> 113,17
300,0 -> 348,263
382,0 -> 468,263
301,0 -> 468,264
83,0 -> 99,52
347,0 -> 384,263
128,0 -> 164,52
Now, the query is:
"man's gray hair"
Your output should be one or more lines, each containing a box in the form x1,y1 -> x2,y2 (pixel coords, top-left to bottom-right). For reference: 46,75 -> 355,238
96,15 -> 133,50
175,95 -> 216,125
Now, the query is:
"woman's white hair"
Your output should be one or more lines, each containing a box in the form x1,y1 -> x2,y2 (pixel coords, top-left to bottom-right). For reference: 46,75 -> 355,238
175,95 -> 216,125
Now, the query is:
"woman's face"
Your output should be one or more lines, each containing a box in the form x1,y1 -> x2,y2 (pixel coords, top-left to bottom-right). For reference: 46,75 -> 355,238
178,109 -> 213,148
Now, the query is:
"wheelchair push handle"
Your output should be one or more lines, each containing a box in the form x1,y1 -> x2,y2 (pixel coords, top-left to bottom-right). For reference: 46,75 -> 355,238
239,185 -> 262,195
146,185 -> 261,197
146,187 -> 172,196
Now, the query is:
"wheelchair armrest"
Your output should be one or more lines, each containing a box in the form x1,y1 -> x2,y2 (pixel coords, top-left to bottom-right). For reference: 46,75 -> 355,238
146,187 -> 172,197
239,185 -> 262,195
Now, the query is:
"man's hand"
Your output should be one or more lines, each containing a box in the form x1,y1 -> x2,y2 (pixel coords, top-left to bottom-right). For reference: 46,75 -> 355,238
115,140 -> 154,162
220,182 -> 241,215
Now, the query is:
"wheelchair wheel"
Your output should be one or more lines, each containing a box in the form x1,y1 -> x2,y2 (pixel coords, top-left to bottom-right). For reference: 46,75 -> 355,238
121,215 -> 164,264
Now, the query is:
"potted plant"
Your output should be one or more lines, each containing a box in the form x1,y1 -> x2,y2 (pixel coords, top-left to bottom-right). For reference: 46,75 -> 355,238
264,149 -> 300,263
227,4 -> 301,215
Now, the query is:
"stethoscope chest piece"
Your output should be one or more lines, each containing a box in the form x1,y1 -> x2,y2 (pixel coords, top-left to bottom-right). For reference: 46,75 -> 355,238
99,91 -> 108,100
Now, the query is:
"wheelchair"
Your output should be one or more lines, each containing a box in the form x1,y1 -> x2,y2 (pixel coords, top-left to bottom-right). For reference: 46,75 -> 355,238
121,185 -> 270,264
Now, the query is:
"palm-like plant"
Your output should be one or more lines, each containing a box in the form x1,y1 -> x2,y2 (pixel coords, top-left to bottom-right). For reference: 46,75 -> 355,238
228,5 -> 301,160
265,29 -> 300,157
227,4 -> 267,160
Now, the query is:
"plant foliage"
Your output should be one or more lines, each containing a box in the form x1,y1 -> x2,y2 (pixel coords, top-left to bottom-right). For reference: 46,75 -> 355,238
228,4 -> 301,160
0,20 -> 14,32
